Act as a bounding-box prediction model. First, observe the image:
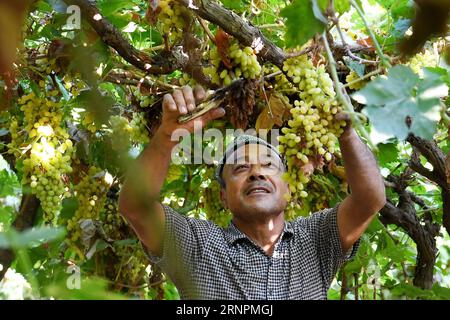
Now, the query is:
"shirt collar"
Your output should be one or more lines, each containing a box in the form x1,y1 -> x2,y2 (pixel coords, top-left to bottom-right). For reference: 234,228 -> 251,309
223,220 -> 294,245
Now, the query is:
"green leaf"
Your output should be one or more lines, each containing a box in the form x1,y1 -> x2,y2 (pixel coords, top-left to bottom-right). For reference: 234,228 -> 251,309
0,227 -> 66,249
0,169 -> 20,197
220,0 -> 247,11
344,57 -> 365,77
377,142 -> 399,166
97,0 -> 134,17
281,0 -> 326,48
355,65 -> 446,143
334,0 -> 351,14
59,197 -> 79,221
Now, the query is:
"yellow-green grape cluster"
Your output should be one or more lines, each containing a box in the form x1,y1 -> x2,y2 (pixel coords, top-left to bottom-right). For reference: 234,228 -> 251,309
80,112 -> 98,134
345,70 -> 367,90
100,198 -> 127,240
61,74 -> 86,98
130,113 -> 150,144
179,73 -> 197,87
204,41 -> 262,86
8,92 -> 73,221
201,167 -> 231,228
112,244 -> 148,286
33,46 -> 60,80
133,87 -> 154,108
67,167 -> 112,242
157,0 -> 189,43
407,49 -> 438,77
277,56 -> 346,214
108,113 -> 149,151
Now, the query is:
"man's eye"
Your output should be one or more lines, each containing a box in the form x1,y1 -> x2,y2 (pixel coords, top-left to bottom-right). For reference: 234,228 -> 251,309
235,164 -> 248,171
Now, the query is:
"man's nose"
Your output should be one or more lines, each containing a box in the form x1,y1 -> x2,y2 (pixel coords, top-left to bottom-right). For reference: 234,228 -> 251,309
247,164 -> 267,181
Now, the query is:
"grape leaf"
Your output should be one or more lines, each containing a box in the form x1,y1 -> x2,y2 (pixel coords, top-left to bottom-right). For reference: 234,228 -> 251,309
335,0 -> 351,14
377,142 -> 399,166
353,65 -> 447,143
281,0 -> 326,48
0,169 -> 19,197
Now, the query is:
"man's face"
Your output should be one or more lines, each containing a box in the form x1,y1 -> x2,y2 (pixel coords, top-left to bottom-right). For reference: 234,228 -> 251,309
220,144 -> 290,222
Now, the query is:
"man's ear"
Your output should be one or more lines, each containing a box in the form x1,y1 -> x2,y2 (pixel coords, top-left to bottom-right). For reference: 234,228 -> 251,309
220,187 -> 227,209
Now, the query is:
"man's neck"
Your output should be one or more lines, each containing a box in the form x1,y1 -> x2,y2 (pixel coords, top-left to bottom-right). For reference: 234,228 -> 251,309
232,214 -> 285,256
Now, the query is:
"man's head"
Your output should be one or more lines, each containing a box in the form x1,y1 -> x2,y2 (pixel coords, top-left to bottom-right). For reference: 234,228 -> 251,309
215,135 -> 290,222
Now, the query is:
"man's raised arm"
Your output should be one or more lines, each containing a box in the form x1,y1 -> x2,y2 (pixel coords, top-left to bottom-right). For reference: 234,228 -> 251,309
337,125 -> 386,254
118,85 -> 225,256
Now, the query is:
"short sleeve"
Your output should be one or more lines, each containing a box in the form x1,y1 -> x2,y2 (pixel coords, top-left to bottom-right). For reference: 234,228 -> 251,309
294,204 -> 360,286
140,204 -> 215,283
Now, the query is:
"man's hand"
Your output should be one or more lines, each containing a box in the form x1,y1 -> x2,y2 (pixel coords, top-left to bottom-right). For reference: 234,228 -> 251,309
159,85 -> 226,138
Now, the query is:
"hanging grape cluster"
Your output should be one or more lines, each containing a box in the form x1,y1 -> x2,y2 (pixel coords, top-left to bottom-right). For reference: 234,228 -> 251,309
345,70 -> 367,90
8,92 -> 73,221
133,87 -> 155,108
406,49 -> 438,77
108,113 -> 149,151
201,167 -> 231,228
67,167 -> 112,242
157,0 -> 189,44
275,55 -> 346,216
204,40 -> 262,86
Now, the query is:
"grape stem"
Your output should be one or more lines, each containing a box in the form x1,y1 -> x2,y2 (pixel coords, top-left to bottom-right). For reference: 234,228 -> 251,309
349,0 -> 392,69
321,32 -> 378,152
342,68 -> 383,88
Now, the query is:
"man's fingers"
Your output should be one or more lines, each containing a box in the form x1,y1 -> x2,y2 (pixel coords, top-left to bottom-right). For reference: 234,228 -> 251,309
198,107 -> 226,126
172,89 -> 187,115
335,112 -> 351,122
182,86 -> 196,112
162,93 -> 177,113
194,85 -> 206,103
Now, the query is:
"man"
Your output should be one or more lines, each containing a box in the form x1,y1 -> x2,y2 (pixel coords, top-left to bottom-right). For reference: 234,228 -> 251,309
118,85 -> 386,299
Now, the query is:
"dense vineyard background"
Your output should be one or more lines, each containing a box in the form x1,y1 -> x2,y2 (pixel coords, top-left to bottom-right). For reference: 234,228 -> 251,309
0,0 -> 449,300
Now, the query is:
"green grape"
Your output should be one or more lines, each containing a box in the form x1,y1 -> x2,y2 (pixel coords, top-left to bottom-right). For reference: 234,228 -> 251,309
133,87 -> 155,108
275,55 -> 347,219
8,92 -> 74,222
345,70 -> 367,90
204,39 -> 262,86
201,167 -> 231,228
406,49 -> 438,77
108,113 -> 149,151
157,0 -> 189,44
67,166 -> 112,243
179,73 -> 197,87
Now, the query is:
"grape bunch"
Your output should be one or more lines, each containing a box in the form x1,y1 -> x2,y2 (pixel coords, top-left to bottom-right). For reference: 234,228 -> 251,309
406,49 -> 438,77
157,0 -> 189,44
110,243 -> 148,287
108,113 -> 149,151
100,197 -> 127,240
275,55 -> 346,216
345,70 -> 367,90
178,73 -> 197,87
8,92 -> 74,221
201,167 -> 231,228
67,167 -> 112,242
133,87 -> 154,108
204,40 -> 262,86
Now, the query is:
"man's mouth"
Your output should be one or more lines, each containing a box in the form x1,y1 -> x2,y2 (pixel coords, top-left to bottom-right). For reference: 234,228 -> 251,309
246,186 -> 271,195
